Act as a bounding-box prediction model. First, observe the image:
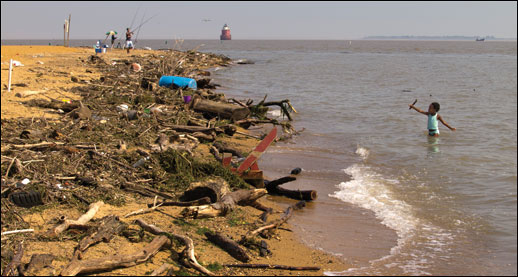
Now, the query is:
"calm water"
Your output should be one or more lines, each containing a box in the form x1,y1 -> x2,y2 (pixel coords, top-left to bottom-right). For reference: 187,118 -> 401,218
4,39 -> 516,275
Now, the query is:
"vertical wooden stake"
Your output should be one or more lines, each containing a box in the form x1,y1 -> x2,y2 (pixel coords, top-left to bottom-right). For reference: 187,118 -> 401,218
67,14 -> 71,47
64,20 -> 67,47
8,59 -> 13,92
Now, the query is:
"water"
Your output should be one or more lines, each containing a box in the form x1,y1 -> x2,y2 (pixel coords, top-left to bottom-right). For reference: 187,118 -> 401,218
4,39 -> 516,275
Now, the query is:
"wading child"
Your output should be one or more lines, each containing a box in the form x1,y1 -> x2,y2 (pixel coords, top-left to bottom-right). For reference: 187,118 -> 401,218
409,102 -> 456,136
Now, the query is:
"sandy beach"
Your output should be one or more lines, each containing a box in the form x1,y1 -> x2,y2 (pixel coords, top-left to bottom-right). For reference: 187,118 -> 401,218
1,45 -> 349,276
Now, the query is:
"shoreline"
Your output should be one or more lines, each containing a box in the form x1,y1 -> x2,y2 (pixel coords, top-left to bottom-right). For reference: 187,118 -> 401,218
1,45 -> 350,275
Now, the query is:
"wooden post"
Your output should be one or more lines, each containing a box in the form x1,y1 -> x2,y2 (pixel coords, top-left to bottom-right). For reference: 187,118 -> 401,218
8,59 -> 13,92
67,14 -> 71,47
64,20 -> 67,47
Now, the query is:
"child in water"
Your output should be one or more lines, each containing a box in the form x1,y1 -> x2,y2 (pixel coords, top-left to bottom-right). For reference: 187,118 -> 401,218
409,102 -> 456,136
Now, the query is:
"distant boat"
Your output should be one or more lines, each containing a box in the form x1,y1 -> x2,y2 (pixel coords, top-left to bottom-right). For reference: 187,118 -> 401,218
476,37 -> 485,41
220,24 -> 231,40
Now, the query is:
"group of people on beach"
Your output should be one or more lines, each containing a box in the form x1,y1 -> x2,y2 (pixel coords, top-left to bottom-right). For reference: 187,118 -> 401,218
108,28 -> 134,54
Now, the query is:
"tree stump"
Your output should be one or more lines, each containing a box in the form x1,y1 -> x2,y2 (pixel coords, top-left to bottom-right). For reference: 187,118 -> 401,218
180,177 -> 231,203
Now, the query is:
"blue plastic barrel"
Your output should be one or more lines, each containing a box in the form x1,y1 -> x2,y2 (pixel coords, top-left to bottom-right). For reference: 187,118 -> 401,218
158,76 -> 197,90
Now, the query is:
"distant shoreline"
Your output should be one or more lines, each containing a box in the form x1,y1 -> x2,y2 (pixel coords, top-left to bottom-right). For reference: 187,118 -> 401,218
2,38 -> 517,43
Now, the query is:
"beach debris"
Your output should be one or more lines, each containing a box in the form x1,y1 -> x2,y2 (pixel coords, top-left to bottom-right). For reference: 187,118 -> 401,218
9,191 -> 43,207
205,231 -> 251,262
12,60 -> 24,67
242,200 -> 306,241
135,219 -> 215,276
131,63 -> 141,72
61,233 -> 168,276
181,188 -> 268,218
15,90 -> 46,98
265,176 -> 317,201
190,95 -> 250,121
45,201 -> 104,238
290,167 -> 302,175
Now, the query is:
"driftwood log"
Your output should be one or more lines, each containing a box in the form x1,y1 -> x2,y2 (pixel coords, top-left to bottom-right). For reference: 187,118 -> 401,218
135,219 -> 214,276
60,235 -> 169,276
45,201 -> 104,237
147,196 -> 211,208
181,189 -> 268,218
265,177 -> 317,201
190,95 -> 250,121
205,232 -> 250,262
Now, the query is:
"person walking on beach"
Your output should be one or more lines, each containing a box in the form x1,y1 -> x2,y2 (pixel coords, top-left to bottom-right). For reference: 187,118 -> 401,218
409,102 -> 456,136
125,28 -> 134,54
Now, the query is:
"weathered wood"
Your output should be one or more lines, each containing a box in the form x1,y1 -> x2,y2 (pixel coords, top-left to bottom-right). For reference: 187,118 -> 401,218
46,201 -> 104,237
191,95 -> 250,121
25,98 -> 80,112
205,232 -> 250,262
224,263 -> 320,271
60,235 -> 169,276
74,215 -> 127,258
213,142 -> 244,158
275,187 -> 317,201
245,201 -> 306,239
180,177 -> 230,203
122,182 -> 175,200
147,196 -> 211,208
135,219 -> 215,276
181,189 -> 268,218
265,177 -> 317,201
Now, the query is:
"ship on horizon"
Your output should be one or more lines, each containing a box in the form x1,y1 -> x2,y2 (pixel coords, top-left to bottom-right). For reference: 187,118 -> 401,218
220,24 -> 231,40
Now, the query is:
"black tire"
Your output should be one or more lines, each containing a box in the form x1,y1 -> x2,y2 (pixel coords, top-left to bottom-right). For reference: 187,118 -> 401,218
9,191 -> 43,207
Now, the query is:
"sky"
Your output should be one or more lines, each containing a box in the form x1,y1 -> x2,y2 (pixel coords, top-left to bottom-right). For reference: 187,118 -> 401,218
1,1 -> 517,40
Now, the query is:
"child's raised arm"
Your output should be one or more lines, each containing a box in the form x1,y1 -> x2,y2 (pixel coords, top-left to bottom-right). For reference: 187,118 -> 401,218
438,114 -> 456,131
409,104 -> 428,115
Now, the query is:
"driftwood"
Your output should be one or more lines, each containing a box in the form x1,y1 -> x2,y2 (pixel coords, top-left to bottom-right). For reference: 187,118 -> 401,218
190,95 -> 250,121
60,235 -> 169,276
25,98 -> 80,112
213,142 -> 244,158
150,263 -> 173,276
160,124 -> 234,135
122,182 -> 175,200
180,177 -> 230,203
148,196 -> 211,208
181,189 -> 268,218
124,197 -> 162,218
205,232 -> 250,262
265,177 -> 317,201
135,219 -> 215,276
73,215 -> 127,259
224,263 -> 320,271
46,201 -> 103,237
245,201 -> 306,239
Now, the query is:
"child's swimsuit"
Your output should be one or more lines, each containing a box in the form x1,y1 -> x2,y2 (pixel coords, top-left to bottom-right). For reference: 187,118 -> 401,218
428,113 -> 439,136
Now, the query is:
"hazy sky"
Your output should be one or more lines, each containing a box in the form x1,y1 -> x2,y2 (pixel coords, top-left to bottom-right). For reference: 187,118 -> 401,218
1,1 -> 517,40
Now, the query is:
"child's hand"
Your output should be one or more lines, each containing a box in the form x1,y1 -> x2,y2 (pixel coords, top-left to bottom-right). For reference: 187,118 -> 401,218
408,104 -> 414,109
451,127 -> 456,131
